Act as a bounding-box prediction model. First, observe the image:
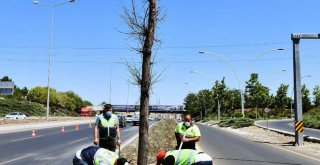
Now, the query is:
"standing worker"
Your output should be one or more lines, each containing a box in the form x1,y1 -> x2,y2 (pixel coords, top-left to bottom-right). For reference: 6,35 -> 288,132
73,146 -> 129,165
175,114 -> 201,150
94,104 -> 121,152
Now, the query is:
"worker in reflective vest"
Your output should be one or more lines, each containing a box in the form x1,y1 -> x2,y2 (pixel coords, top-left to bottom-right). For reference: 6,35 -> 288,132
156,149 -> 213,165
94,104 -> 121,152
175,114 -> 201,150
73,146 -> 129,165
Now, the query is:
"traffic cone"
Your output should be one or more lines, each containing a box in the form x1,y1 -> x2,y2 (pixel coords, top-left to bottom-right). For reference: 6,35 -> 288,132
31,130 -> 36,137
75,123 -> 79,130
61,126 -> 65,133
89,123 -> 92,128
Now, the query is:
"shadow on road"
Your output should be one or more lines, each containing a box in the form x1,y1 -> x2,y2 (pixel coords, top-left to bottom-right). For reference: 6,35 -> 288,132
213,157 -> 301,165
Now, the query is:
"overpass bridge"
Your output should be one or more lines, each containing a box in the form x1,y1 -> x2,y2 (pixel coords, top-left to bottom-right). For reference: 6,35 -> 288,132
92,105 -> 186,114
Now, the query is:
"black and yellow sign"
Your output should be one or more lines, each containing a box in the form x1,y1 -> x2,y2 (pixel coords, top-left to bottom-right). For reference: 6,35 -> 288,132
295,120 -> 304,132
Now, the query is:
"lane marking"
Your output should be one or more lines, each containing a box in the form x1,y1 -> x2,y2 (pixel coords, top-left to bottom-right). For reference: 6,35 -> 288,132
0,154 -> 34,165
11,135 -> 43,142
200,124 -> 320,163
69,137 -> 89,144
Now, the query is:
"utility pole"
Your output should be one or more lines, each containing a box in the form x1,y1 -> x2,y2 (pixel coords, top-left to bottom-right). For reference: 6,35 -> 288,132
291,33 -> 320,146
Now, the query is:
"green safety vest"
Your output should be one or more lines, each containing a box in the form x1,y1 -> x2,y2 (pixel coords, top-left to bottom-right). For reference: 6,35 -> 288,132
98,114 -> 117,139
94,148 -> 118,165
165,149 -> 199,165
176,123 -> 195,138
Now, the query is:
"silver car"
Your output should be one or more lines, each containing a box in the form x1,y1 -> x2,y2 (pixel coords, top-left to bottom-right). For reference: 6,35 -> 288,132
5,112 -> 26,120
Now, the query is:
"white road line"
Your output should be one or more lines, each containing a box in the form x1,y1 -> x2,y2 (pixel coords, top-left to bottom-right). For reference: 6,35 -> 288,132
69,137 -> 89,144
11,135 -> 43,142
0,154 -> 34,165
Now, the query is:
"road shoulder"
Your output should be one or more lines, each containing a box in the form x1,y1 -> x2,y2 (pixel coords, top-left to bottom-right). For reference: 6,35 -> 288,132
198,122 -> 320,162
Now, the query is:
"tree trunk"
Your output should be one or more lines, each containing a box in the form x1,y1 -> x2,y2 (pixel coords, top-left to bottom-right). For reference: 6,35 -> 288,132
138,0 -> 157,165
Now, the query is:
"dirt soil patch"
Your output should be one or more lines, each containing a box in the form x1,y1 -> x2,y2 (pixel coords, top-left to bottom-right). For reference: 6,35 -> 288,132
209,124 -> 320,159
0,117 -> 95,125
121,119 -> 177,165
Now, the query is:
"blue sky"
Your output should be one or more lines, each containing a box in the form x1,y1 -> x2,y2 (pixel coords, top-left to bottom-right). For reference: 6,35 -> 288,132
1,0 -> 320,105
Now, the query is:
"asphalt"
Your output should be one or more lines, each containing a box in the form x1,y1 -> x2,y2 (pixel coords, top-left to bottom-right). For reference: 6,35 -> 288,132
197,123 -> 320,165
0,121 -> 155,165
256,119 -> 320,139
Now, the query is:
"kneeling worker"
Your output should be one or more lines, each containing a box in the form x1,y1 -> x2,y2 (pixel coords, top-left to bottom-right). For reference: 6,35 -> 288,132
156,149 -> 213,165
73,146 -> 129,165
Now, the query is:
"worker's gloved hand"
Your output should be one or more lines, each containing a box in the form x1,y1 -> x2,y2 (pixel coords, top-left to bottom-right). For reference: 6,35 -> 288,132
181,137 -> 189,142
94,138 -> 99,145
117,139 -> 121,145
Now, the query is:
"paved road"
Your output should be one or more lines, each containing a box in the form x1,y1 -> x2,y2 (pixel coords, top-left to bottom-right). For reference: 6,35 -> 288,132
197,124 -> 320,165
256,119 -> 320,139
0,121 -> 155,165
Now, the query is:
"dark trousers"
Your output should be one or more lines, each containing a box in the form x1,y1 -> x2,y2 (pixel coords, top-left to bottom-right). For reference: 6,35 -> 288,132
73,155 -> 88,165
99,137 -> 117,152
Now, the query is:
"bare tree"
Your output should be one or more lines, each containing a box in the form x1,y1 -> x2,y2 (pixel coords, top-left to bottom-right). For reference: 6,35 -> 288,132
121,0 -> 162,164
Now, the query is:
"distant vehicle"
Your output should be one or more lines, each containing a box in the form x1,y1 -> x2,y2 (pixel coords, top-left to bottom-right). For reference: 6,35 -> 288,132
80,107 -> 93,117
126,115 -> 133,122
132,112 -> 140,126
5,112 -> 26,120
118,115 -> 126,128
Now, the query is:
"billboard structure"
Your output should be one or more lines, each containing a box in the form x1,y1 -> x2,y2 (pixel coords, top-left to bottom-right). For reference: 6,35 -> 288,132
0,81 -> 14,95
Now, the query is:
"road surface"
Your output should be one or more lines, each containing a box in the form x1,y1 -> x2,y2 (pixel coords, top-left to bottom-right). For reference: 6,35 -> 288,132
197,123 -> 320,165
256,119 -> 320,139
0,121 -> 155,165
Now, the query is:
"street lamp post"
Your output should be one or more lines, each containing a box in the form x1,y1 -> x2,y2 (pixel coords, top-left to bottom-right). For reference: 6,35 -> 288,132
199,48 -> 284,117
33,0 -> 75,120
198,51 -> 245,116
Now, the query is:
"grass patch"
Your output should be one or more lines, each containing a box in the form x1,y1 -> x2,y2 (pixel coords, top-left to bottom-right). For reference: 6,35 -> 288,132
121,119 -> 177,164
218,118 -> 254,129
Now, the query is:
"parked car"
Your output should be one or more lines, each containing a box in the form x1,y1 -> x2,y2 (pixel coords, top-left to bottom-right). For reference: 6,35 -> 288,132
126,115 -> 133,122
118,115 -> 126,128
5,112 -> 26,120
132,114 -> 140,126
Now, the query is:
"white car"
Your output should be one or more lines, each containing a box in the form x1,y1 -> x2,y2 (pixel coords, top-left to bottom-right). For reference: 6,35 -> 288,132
126,115 -> 133,122
5,112 -> 26,120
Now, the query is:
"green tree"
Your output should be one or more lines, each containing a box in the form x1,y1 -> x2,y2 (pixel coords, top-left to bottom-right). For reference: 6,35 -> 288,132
184,92 -> 200,117
27,86 -> 59,106
198,89 -> 215,118
211,78 -> 228,112
313,85 -> 320,107
1,76 -> 12,81
301,84 -> 312,113
274,84 -> 290,110
245,73 -> 270,108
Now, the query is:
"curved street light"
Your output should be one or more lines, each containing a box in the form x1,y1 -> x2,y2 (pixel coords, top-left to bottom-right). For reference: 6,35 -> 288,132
198,51 -> 245,116
247,48 -> 284,72
34,0 -> 75,119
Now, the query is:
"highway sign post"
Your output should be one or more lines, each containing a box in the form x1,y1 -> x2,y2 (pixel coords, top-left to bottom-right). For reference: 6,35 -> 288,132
0,81 -> 14,95
291,33 -> 320,146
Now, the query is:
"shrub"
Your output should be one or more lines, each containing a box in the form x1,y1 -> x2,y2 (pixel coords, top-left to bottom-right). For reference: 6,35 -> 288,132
0,99 -> 45,117
303,107 -> 320,129
218,118 -> 254,129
